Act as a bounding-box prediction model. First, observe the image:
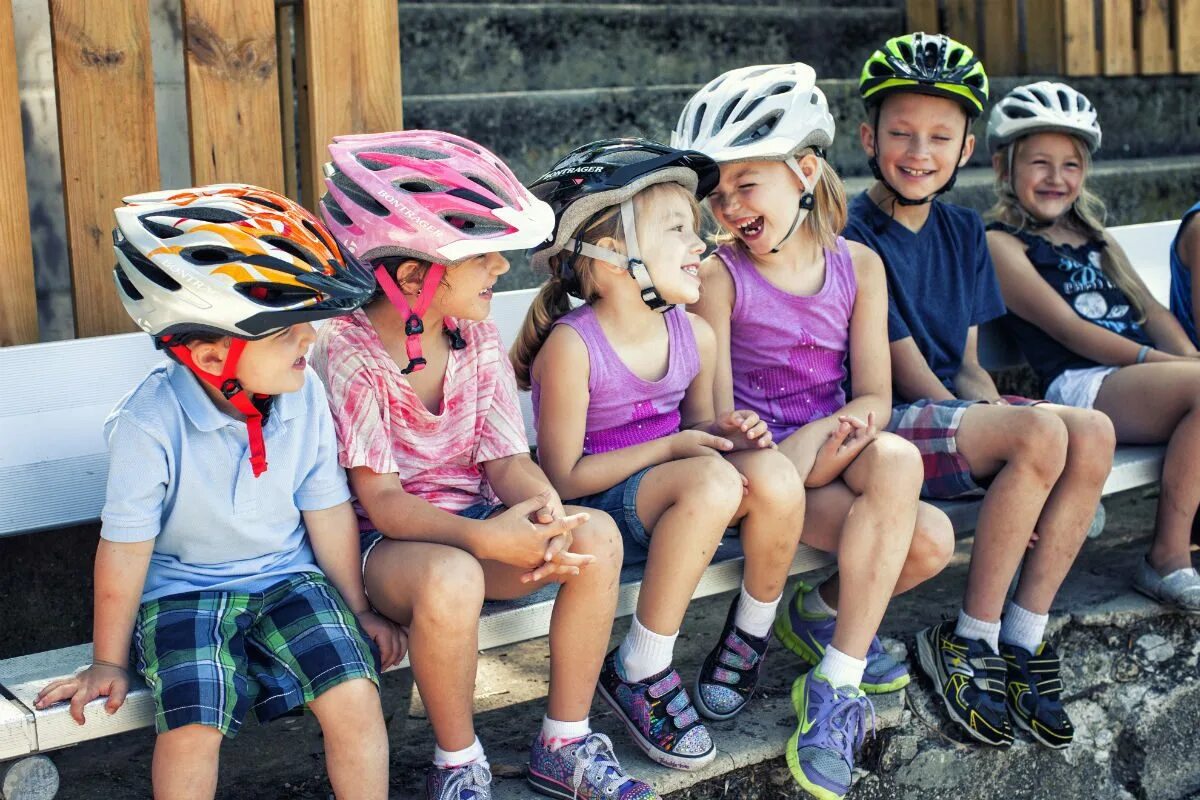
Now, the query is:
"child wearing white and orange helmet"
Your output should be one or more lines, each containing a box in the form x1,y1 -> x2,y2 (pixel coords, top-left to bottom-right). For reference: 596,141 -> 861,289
35,185 -> 396,800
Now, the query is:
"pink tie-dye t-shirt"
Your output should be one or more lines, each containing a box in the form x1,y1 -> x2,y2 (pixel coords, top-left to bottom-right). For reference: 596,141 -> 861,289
312,309 -> 529,520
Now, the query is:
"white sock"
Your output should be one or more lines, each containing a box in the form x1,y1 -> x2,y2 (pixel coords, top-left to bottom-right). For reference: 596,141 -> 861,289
734,584 -> 783,638
433,736 -> 488,771
955,609 -> 1001,653
540,716 -> 590,752
1000,602 -> 1049,654
619,615 -> 677,683
817,645 -> 866,689
803,581 -> 838,617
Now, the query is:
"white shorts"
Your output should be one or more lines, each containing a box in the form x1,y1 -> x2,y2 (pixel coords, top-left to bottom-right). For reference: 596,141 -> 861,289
1045,366 -> 1119,409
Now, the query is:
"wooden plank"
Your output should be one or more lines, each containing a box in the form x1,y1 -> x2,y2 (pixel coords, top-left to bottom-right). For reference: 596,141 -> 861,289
0,0 -> 37,346
182,0 -> 284,192
1101,0 -> 1136,75
1136,0 -> 1172,74
50,0 -> 159,339
1064,0 -> 1099,74
982,0 -> 1019,74
300,0 -> 402,211
276,3 -> 298,200
943,0 -> 980,51
1024,0 -> 1064,73
906,0 -> 941,33
1177,0 -> 1200,73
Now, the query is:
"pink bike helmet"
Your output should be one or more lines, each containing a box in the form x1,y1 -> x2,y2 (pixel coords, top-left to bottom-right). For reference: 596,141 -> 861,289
320,130 -> 553,373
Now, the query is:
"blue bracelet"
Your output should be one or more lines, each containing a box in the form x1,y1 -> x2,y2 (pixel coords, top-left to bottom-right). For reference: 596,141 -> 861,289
1136,345 -> 1151,364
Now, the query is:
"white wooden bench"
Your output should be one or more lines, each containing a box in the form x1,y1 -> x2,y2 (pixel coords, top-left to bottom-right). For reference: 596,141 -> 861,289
0,220 -> 1179,797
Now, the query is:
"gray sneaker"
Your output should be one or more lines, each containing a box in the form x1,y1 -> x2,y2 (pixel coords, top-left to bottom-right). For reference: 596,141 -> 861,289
427,762 -> 491,800
1133,558 -> 1200,613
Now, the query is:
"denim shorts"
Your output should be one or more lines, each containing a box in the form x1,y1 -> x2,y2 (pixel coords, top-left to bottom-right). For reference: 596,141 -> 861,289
566,467 -> 653,564
359,500 -> 503,579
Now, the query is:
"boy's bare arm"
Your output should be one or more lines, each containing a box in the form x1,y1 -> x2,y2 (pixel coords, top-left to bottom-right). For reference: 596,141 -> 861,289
890,337 -> 957,403
34,538 -> 153,723
304,501 -> 406,669
953,327 -> 1002,402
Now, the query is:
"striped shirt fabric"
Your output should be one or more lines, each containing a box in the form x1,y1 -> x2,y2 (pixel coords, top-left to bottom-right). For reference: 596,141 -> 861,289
312,309 -> 529,519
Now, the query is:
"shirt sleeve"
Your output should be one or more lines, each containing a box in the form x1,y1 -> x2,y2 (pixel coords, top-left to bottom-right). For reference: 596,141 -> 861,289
99,414 -> 168,543
295,381 -> 354,511
971,215 -> 1008,326
321,352 -> 401,476
475,325 -> 531,464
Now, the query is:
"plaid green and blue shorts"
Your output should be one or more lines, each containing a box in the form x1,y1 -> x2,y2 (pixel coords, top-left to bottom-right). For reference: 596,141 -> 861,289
133,572 -> 379,737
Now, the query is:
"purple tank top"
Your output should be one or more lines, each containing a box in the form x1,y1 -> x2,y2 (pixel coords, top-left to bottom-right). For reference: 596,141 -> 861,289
717,237 -> 857,440
532,304 -> 700,454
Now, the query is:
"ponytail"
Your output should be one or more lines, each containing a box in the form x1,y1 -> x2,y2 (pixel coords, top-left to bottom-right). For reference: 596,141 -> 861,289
511,274 -> 575,391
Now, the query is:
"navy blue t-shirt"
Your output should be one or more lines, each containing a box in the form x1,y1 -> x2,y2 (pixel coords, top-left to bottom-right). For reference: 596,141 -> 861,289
987,223 -> 1153,390
845,193 -> 1007,392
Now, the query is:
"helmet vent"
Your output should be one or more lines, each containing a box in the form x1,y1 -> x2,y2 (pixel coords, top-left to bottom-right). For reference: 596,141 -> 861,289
301,219 -> 333,253
690,103 -> 706,141
394,179 -> 448,193
119,240 -> 182,291
868,60 -> 893,77
144,206 -> 246,224
731,110 -> 782,146
182,246 -> 239,266
264,236 -> 321,271
1030,87 -> 1052,107
320,194 -> 353,226
142,218 -> 186,239
114,265 -> 143,300
733,96 -> 765,124
329,170 -> 389,217
243,194 -> 286,212
443,213 -> 507,235
235,281 -> 318,307
359,145 -> 450,170
714,94 -> 744,134
1007,105 -> 1038,119
468,175 -> 512,206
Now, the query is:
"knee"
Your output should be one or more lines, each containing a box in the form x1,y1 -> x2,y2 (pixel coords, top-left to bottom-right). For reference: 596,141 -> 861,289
568,510 -> 623,572
741,450 -> 804,509
859,433 -> 924,491
688,456 -> 745,512
1065,411 -> 1116,482
159,723 -> 223,756
316,677 -> 383,720
908,505 -> 955,580
414,548 -> 485,625
1011,409 -> 1069,480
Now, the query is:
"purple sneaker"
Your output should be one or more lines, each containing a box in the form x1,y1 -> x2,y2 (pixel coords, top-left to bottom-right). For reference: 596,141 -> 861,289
774,581 -> 910,694
527,731 -> 660,799
596,647 -> 715,770
786,670 -> 874,800
695,595 -> 770,720
426,761 -> 491,800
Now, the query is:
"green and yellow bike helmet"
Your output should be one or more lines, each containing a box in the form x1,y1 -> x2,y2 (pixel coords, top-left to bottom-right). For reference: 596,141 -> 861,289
859,32 -> 989,204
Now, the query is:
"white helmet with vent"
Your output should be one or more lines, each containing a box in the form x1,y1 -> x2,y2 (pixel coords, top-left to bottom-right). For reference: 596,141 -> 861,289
672,62 -> 835,164
987,80 -> 1101,154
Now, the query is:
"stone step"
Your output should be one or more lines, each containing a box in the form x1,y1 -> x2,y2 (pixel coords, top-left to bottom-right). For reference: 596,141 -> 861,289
404,75 -> 1200,184
477,154 -> 1200,292
397,4 -> 903,93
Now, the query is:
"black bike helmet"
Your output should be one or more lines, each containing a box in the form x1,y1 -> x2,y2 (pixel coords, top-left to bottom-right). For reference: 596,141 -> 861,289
529,138 -> 718,311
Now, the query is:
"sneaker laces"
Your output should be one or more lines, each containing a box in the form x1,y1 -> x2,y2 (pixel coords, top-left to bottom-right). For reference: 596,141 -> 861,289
826,687 -> 876,759
569,733 -> 630,799
442,762 -> 491,798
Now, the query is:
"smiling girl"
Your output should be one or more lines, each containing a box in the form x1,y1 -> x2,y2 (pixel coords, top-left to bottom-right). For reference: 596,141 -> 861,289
985,82 -> 1200,613
515,138 -> 805,771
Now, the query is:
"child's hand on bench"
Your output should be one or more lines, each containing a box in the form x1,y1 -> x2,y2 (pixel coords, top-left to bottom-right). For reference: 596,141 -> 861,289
34,662 -> 130,725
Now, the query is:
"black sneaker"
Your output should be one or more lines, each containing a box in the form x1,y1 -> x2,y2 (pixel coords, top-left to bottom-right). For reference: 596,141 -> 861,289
915,620 -> 1013,746
694,596 -> 770,720
1001,641 -> 1074,749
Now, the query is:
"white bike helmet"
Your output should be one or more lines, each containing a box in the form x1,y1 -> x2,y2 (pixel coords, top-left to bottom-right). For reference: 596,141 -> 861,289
672,62 -> 834,164
987,81 -> 1102,154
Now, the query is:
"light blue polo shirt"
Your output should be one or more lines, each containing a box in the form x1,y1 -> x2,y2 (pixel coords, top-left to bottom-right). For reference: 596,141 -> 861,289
100,360 -> 351,602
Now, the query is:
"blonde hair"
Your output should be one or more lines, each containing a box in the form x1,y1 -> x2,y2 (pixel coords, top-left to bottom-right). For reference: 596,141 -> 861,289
511,182 -> 701,390
712,151 -> 848,252
987,135 -> 1147,323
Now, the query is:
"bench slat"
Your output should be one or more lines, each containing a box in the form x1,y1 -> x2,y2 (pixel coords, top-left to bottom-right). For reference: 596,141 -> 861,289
0,695 -> 35,760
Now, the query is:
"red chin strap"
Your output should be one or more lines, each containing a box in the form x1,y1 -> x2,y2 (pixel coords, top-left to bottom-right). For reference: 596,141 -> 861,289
165,336 -> 270,477
373,264 -> 465,374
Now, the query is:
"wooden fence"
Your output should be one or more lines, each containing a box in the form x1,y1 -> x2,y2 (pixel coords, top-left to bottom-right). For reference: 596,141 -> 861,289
0,0 -> 403,347
907,0 -> 1200,77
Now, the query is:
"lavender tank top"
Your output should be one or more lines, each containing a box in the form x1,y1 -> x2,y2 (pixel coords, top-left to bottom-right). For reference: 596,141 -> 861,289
717,237 -> 857,440
532,304 -> 700,455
